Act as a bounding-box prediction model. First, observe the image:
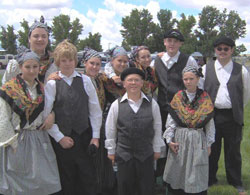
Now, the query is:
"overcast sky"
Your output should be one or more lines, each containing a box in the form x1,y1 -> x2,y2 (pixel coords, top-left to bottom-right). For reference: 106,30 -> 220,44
1,0 -> 250,53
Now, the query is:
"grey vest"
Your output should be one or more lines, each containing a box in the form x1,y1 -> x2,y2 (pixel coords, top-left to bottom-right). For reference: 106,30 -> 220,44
54,76 -> 89,135
204,61 -> 243,125
116,97 -> 154,162
155,53 -> 189,112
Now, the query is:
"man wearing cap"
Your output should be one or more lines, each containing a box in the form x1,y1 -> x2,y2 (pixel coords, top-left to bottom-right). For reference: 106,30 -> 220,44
200,36 -> 250,195
154,29 -> 198,132
105,67 -> 165,195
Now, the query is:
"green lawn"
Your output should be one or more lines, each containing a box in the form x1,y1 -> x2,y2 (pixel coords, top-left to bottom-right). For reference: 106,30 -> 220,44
0,74 -> 2,86
208,103 -> 250,194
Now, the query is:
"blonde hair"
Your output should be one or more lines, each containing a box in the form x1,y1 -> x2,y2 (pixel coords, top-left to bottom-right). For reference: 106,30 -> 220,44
53,39 -> 78,67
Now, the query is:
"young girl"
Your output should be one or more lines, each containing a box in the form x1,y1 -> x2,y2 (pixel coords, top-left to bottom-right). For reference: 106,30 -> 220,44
163,65 -> 215,195
104,46 -> 129,88
130,46 -> 158,96
0,50 -> 61,195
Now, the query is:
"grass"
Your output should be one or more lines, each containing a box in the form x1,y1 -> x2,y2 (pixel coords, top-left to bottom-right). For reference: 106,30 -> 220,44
0,74 -> 2,86
208,103 -> 250,195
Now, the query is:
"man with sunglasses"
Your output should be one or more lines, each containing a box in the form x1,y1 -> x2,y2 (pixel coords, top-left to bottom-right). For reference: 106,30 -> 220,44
200,36 -> 250,195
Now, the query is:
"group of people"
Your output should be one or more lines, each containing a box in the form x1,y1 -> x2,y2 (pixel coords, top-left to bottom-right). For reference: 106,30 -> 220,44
0,16 -> 249,195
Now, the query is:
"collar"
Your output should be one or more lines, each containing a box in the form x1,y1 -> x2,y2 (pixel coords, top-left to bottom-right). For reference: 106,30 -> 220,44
162,51 -> 180,63
59,70 -> 81,79
24,80 -> 38,91
120,92 -> 149,103
215,59 -> 233,71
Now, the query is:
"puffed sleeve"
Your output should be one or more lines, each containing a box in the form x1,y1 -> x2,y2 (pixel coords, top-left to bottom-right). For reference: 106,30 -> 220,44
2,60 -> 20,85
0,97 -> 18,149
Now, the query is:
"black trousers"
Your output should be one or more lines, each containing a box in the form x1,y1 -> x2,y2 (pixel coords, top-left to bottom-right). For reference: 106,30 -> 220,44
117,155 -> 155,195
51,129 -> 97,195
209,108 -> 243,187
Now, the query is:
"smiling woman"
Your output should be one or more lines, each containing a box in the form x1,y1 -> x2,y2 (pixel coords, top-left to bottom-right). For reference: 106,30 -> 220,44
1,17 -> 57,85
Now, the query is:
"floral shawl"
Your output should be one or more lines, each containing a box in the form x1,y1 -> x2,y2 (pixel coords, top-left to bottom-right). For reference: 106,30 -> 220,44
169,88 -> 214,128
0,74 -> 44,128
38,51 -> 54,83
134,62 -> 158,96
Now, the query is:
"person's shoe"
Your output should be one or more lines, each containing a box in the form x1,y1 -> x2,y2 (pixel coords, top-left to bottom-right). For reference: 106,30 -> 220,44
235,186 -> 246,195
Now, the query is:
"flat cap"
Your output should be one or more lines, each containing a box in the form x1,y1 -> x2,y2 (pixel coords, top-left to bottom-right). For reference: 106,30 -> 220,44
121,67 -> 145,81
213,36 -> 235,47
164,29 -> 185,42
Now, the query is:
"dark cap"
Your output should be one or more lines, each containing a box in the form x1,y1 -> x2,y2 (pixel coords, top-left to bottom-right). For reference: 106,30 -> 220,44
164,29 -> 185,42
121,67 -> 145,81
213,36 -> 235,47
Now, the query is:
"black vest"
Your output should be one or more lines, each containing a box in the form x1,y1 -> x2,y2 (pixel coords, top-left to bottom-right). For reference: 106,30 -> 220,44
204,61 -> 243,125
116,97 -> 154,162
154,53 -> 189,112
54,76 -> 89,135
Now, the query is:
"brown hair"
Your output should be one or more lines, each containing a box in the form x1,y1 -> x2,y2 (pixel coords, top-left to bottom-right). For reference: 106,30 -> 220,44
53,39 -> 78,67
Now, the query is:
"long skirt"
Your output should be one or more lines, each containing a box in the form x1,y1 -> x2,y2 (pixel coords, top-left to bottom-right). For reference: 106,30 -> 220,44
0,129 -> 61,195
163,127 -> 209,194
94,123 -> 116,194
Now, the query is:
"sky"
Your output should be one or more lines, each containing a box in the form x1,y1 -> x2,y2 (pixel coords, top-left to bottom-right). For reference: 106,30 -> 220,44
1,0 -> 250,53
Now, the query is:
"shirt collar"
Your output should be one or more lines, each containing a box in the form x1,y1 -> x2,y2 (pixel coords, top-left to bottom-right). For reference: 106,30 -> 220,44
24,80 -> 38,91
59,70 -> 81,79
120,92 -> 149,103
162,51 -> 180,63
215,59 -> 233,71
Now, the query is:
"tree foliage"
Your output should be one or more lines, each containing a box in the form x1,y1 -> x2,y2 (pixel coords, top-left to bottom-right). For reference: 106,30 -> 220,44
18,19 -> 30,48
196,6 -> 246,57
78,32 -> 102,51
51,14 -> 83,47
0,25 -> 17,54
147,9 -> 177,53
121,9 -> 154,48
178,13 -> 197,55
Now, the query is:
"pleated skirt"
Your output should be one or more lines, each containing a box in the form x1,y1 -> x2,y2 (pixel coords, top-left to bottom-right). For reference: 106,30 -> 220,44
0,129 -> 61,195
163,127 -> 209,193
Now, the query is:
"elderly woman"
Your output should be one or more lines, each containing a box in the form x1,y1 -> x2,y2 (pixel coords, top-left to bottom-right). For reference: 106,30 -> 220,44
2,17 -> 57,84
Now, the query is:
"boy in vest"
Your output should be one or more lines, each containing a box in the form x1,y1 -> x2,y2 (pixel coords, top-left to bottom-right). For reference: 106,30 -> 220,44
105,67 -> 165,195
200,36 -> 250,195
154,29 -> 198,131
153,29 -> 198,180
44,40 -> 102,194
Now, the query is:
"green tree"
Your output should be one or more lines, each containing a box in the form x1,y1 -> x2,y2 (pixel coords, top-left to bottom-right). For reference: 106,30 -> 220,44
196,6 -> 221,57
196,6 -> 247,57
234,44 -> 247,56
146,9 -> 177,52
69,18 -> 83,46
178,13 -> 197,55
51,14 -> 83,47
0,25 -> 17,54
78,32 -> 102,51
121,9 -> 155,48
219,9 -> 246,40
18,19 -> 29,48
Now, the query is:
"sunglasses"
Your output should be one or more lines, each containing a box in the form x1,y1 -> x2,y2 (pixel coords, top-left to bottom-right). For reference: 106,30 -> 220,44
216,47 -> 230,52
